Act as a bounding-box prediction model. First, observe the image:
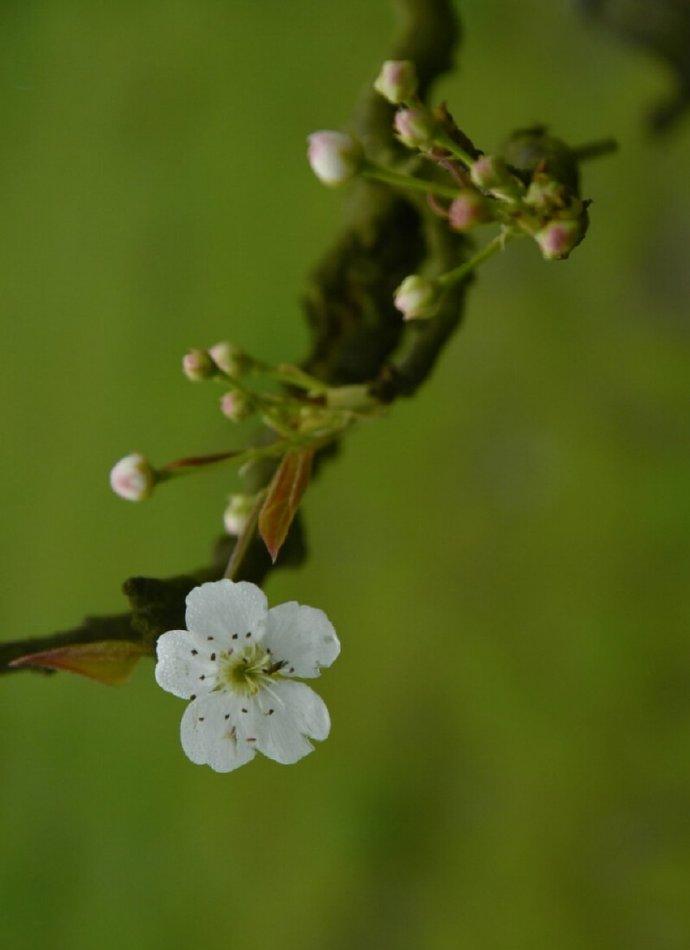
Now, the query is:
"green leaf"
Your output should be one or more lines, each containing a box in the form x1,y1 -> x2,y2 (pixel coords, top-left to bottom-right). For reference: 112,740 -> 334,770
8,640 -> 149,685
259,449 -> 314,563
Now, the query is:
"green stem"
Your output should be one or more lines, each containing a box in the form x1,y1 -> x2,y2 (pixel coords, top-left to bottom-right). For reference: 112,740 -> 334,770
362,164 -> 459,200
437,230 -> 514,287
433,133 -> 474,167
224,491 -> 267,580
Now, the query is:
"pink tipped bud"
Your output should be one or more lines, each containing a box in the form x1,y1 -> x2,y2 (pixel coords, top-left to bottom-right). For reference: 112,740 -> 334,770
223,494 -> 254,536
394,107 -> 437,149
219,389 -> 252,422
534,218 -> 583,260
109,453 -> 156,502
307,131 -> 363,186
469,155 -> 522,202
182,348 -> 216,381
394,274 -> 438,321
374,60 -> 418,105
209,341 -> 245,377
448,190 -> 492,231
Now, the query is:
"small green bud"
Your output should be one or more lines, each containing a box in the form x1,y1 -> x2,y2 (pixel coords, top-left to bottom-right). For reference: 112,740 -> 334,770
525,174 -> 570,211
394,274 -> 439,320
448,190 -> 493,231
209,341 -> 246,377
223,493 -> 255,536
182,348 -> 216,381
469,155 -> 523,202
219,389 -> 252,422
394,107 -> 437,149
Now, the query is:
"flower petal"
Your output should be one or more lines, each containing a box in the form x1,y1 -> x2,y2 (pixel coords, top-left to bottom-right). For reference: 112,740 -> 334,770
180,693 -> 255,773
244,681 -> 331,765
263,602 -> 340,678
155,630 -> 217,699
185,580 -> 268,647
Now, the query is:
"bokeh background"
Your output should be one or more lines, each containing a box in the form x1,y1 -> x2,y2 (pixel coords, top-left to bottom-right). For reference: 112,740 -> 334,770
2,1 -> 690,947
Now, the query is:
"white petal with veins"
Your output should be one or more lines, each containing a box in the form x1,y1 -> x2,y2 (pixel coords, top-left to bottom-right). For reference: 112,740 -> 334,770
180,693 -> 255,773
263,602 -> 340,678
155,630 -> 216,699
185,579 -> 268,646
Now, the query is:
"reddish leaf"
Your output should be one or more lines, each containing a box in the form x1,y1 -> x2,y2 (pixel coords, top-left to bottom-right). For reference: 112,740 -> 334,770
259,449 -> 314,563
9,640 -> 149,685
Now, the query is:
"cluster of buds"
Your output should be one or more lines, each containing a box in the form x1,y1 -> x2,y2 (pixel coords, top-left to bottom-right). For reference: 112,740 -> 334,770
307,59 -> 601,321
110,336 -> 378,552
182,341 -> 246,382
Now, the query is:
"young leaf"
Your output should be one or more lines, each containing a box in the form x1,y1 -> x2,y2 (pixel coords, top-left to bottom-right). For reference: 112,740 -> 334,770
8,640 -> 149,685
259,449 -> 314,563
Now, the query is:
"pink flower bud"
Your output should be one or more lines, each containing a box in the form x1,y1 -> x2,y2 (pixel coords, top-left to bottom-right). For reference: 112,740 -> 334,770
223,494 -> 254,536
219,389 -> 252,422
374,60 -> 418,105
307,131 -> 363,186
394,108 -> 436,149
109,453 -> 156,502
470,155 -> 522,202
534,219 -> 582,260
209,341 -> 245,377
182,348 -> 216,381
394,274 -> 438,320
448,190 -> 492,231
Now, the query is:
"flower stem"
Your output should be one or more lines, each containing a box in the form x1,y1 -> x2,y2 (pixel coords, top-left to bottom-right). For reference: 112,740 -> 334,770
362,164 -> 459,200
224,491 -> 267,580
437,230 -> 514,287
432,133 -> 474,167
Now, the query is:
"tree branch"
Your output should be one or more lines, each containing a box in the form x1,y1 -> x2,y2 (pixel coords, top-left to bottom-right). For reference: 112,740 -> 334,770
2,0 -> 465,676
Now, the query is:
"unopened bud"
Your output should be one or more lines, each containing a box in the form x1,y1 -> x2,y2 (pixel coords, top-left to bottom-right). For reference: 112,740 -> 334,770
534,218 -> 583,261
448,190 -> 492,231
307,131 -> 363,186
374,60 -> 418,105
182,348 -> 216,381
525,174 -> 568,211
219,389 -> 252,422
223,494 -> 254,536
394,107 -> 437,149
109,453 -> 156,502
470,155 -> 522,203
209,341 -> 245,377
394,274 -> 438,320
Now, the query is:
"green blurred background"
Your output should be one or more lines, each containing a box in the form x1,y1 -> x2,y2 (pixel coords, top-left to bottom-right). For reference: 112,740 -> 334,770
2,1 -> 689,947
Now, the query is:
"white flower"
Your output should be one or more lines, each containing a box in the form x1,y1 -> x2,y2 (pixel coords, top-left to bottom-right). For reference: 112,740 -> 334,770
307,131 -> 363,186
155,580 -> 340,772
109,452 -> 156,502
